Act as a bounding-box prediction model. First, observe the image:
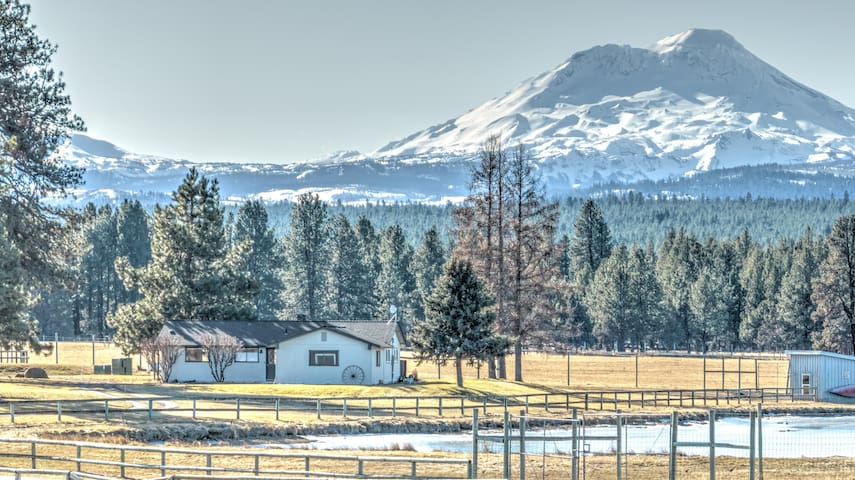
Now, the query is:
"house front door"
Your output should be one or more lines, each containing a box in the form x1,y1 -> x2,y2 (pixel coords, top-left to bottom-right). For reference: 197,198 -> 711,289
266,348 -> 276,382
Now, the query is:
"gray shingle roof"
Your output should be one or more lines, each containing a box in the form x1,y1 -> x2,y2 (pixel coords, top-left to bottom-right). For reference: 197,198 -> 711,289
159,320 -> 400,348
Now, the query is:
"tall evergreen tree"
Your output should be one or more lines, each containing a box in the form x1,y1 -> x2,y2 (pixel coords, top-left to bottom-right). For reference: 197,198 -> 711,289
410,258 -> 509,387
504,144 -> 562,381
627,245 -> 663,349
569,199 -> 612,286
376,225 -> 417,326
588,245 -> 633,350
412,225 -> 446,321
282,193 -> 329,321
689,261 -> 733,352
0,0 -> 85,287
110,169 -> 257,353
234,200 -> 284,321
115,199 -> 151,303
328,214 -> 366,319
777,233 -> 820,349
812,214 -> 855,354
0,225 -> 36,349
656,229 -> 703,351
354,215 -> 380,319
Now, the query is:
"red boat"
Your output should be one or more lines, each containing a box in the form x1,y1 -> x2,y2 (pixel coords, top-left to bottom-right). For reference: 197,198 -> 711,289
829,385 -> 855,398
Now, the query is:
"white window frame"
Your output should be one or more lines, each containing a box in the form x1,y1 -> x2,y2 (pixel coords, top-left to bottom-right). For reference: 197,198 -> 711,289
236,348 -> 260,363
309,350 -> 339,366
801,372 -> 812,396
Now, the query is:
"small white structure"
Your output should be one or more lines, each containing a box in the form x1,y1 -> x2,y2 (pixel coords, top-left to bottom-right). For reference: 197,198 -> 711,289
787,350 -> 855,403
159,320 -> 405,384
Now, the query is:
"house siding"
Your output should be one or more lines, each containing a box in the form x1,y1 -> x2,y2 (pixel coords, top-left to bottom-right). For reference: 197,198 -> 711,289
168,348 -> 269,383
276,329 -> 388,385
787,351 -> 855,403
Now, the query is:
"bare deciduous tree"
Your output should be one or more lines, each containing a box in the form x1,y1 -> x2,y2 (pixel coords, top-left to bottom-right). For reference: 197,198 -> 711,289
200,333 -> 243,382
139,334 -> 183,383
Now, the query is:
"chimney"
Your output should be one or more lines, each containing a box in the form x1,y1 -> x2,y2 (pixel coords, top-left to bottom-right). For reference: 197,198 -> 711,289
296,313 -> 307,322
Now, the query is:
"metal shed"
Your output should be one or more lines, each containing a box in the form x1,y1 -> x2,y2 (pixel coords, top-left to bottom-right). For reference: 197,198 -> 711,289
786,350 -> 855,403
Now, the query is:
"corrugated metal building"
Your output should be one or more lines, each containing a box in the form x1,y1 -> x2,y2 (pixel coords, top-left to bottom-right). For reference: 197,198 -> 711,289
787,350 -> 855,403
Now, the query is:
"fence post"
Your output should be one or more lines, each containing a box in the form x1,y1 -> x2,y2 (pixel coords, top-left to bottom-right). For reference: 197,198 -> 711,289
192,399 -> 197,419
120,448 -> 126,478
571,409 -> 579,480
709,409 -> 716,480
749,409 -> 756,480
416,397 -> 420,417
757,403 -> 764,480
236,398 -> 241,420
438,397 -> 443,417
9,402 -> 14,424
358,459 -> 364,477
206,453 -> 212,476
471,409 -> 479,479
276,398 -> 280,421
520,411 -> 526,480
343,398 -> 347,417
254,454 -> 260,475
392,397 -> 396,417
104,400 -> 109,420
57,400 -> 62,422
502,411 -> 510,480
148,399 -> 153,420
460,397 -> 465,416
76,445 -> 81,471
161,451 -> 166,476
317,399 -> 321,419
368,398 -> 373,418
525,396 -> 529,414
616,413 -> 622,480
669,411 -> 678,480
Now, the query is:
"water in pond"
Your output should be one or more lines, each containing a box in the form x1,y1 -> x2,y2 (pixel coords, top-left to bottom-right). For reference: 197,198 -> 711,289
259,415 -> 855,458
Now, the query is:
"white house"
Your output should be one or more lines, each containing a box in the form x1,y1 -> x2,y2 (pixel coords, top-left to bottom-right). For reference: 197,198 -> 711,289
787,350 -> 855,403
159,320 -> 405,384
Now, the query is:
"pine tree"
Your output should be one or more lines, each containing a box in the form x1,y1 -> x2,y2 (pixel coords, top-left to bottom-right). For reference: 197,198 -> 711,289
115,199 -> 151,303
777,235 -> 819,349
588,245 -> 633,350
412,225 -> 446,321
812,214 -> 855,354
354,215 -> 380,319
627,246 -> 663,349
110,169 -> 257,353
328,214 -> 366,319
234,200 -> 284,321
410,258 -> 509,387
656,229 -> 702,351
282,193 -> 330,321
376,225 -> 417,326
504,144 -> 561,380
689,261 -> 733,352
569,199 -> 612,286
0,0 -> 85,286
0,225 -> 37,349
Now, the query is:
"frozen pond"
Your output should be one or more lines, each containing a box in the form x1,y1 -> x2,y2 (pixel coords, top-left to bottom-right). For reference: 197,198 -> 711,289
261,415 -> 855,458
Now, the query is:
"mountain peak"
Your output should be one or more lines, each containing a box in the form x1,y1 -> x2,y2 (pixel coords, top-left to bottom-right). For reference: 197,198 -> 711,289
650,28 -> 743,54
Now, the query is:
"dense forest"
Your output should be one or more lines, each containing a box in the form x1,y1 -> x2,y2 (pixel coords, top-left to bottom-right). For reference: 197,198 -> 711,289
255,194 -> 855,247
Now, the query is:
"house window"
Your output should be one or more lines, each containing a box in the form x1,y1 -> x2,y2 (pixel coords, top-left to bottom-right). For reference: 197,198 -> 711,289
376,350 -> 381,367
236,348 -> 260,363
386,349 -> 391,363
321,331 -> 327,342
309,350 -> 339,366
801,373 -> 812,396
185,347 -> 207,362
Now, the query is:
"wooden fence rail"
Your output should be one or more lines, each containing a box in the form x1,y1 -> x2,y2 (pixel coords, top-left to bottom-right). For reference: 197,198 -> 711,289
0,438 -> 473,479
0,388 -> 815,424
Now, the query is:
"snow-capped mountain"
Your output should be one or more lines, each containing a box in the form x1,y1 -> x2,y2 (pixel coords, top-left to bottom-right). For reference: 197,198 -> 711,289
61,29 -> 855,205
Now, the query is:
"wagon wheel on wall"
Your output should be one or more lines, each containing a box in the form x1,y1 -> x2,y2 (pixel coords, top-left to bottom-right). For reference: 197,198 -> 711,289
342,365 -> 365,385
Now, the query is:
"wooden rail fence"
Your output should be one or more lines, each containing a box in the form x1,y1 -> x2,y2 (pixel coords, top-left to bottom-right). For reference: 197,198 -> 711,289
0,388 -> 815,424
0,438 -> 473,479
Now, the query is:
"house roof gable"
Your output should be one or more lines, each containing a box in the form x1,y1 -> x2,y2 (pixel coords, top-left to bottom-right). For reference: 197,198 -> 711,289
159,320 -> 401,349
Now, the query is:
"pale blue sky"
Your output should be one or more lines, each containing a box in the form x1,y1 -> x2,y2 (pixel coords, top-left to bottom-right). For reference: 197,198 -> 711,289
28,0 -> 855,164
